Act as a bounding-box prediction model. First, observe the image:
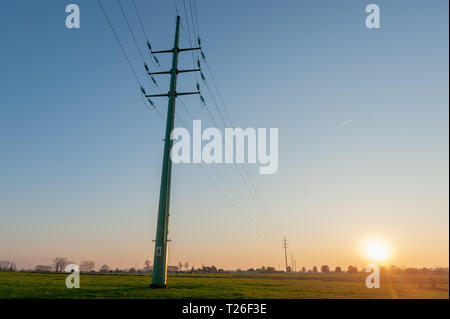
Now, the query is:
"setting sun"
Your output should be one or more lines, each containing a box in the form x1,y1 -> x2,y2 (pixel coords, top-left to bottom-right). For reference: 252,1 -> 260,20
366,241 -> 389,262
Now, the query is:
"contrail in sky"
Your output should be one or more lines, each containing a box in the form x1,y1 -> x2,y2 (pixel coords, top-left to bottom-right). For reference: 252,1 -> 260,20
336,119 -> 353,128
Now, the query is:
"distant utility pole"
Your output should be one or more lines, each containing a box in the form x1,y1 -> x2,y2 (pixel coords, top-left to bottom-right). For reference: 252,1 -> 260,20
146,15 -> 201,289
291,253 -> 294,273
282,237 -> 288,272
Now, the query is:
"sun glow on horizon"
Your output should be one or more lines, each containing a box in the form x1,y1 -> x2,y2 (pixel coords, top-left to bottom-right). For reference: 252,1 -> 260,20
366,242 -> 389,261
360,238 -> 392,263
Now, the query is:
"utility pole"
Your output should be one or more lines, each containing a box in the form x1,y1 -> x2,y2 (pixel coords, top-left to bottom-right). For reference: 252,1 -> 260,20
291,253 -> 294,273
146,15 -> 201,289
282,237 -> 288,273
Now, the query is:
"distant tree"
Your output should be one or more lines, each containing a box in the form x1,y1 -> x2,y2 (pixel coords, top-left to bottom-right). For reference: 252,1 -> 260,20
129,267 -> 136,273
52,257 -> 69,272
266,266 -> 277,274
432,267 -> 448,275
0,260 -> 16,272
312,266 -> 318,273
301,266 -> 306,274
35,265 -> 52,272
421,267 -> 431,275
321,265 -> 330,273
388,265 -> 402,275
80,261 -> 95,272
335,266 -> 342,273
347,265 -> 358,274
178,262 -> 183,272
184,261 -> 189,272
405,268 -> 420,275
143,260 -> 152,271
99,264 -> 110,272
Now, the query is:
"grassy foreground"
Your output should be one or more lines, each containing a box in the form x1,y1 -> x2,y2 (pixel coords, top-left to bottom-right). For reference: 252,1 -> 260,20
0,272 -> 448,299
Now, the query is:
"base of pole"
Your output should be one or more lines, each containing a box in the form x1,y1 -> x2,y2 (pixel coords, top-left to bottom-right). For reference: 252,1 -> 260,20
150,284 -> 167,289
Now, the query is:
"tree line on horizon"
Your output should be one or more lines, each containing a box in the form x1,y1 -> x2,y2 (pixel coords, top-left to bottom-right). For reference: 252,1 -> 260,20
0,258 -> 448,276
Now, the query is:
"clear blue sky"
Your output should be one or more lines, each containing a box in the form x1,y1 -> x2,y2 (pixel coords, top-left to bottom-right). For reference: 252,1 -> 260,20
0,0 -> 448,270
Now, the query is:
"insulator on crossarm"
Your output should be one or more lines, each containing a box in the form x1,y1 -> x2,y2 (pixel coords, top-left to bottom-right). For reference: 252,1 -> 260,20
201,51 -> 206,61
140,86 -> 146,95
200,95 -> 206,106
197,59 -> 201,68
196,82 -> 200,91
151,76 -> 157,86
200,72 -> 206,82
147,99 -> 154,107
144,63 -> 149,72
147,41 -> 152,51
198,37 -> 201,46
154,56 -> 160,65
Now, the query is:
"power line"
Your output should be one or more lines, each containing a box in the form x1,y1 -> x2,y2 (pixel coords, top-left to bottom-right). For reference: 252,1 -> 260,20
188,0 -> 198,49
117,0 -> 163,94
131,1 -> 200,120
184,1 -> 268,214
131,0 -> 150,44
182,0 -> 194,51
140,94 -> 165,121
131,0 -> 161,69
173,113 -> 262,225
151,11 -> 263,232
160,95 -> 264,237
130,1 -> 201,131
116,0 -> 147,65
182,0 -> 199,84
149,16 -> 266,287
169,77 -> 263,221
97,0 -> 142,87
200,53 -> 269,216
192,0 -> 200,40
181,1 -> 267,217
199,70 -> 266,216
110,0 -> 264,241
97,0 -> 164,122
202,58 -> 234,127
98,3 -> 264,254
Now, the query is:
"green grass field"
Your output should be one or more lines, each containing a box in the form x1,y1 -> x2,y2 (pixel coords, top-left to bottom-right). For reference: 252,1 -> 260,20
0,272 -> 448,299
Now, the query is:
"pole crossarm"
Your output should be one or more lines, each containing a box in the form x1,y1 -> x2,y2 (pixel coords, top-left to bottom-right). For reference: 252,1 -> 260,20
151,47 -> 201,54
145,91 -> 200,98
151,49 -> 174,54
148,70 -> 171,75
177,68 -> 201,74
145,93 -> 169,97
176,91 -> 200,96
148,69 -> 201,76
178,47 -> 201,52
